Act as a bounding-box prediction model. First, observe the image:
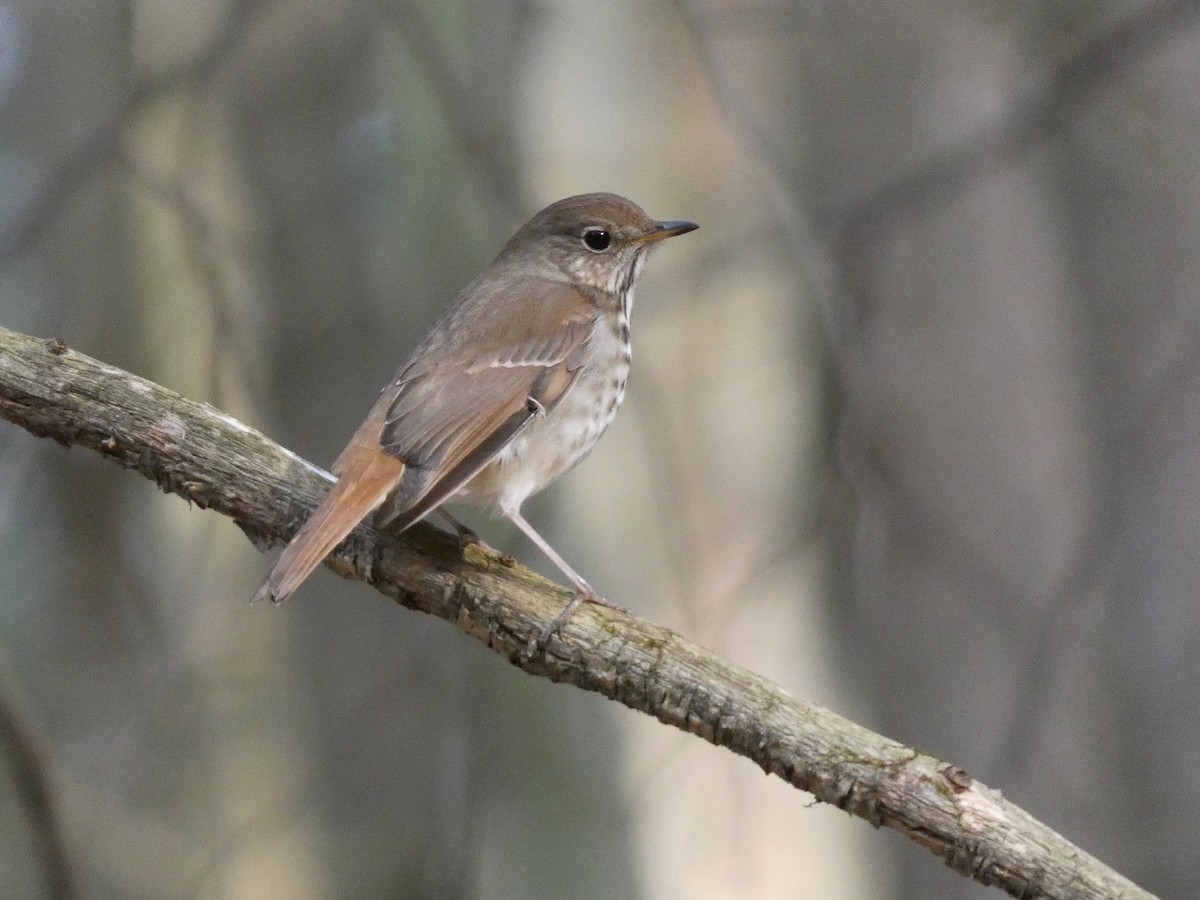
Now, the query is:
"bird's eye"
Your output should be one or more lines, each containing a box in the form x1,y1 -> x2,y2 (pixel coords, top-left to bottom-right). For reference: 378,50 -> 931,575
582,227 -> 612,253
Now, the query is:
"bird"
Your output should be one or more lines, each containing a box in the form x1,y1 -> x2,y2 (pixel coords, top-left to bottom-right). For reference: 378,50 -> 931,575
253,192 -> 697,632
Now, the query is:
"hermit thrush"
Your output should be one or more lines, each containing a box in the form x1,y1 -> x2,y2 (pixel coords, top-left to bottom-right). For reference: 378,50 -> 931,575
253,193 -> 696,631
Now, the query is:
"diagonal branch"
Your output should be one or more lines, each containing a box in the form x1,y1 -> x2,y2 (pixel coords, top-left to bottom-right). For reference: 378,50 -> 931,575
0,324 -> 1154,900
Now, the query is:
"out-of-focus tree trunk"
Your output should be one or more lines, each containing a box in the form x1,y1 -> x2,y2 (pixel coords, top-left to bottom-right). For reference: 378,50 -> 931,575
690,3 -> 1200,897
1049,14 -> 1200,893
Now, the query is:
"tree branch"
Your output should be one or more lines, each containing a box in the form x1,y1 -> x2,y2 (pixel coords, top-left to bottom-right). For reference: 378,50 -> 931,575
0,325 -> 1154,900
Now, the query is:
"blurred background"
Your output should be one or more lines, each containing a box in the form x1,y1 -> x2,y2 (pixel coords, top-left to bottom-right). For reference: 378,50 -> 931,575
1,1 -> 1197,897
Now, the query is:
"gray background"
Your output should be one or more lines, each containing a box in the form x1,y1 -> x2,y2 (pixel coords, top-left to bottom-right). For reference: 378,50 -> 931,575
1,2 -> 1196,897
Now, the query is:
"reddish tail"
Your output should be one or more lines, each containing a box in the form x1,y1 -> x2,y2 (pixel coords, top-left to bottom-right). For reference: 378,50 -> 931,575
253,447 -> 405,604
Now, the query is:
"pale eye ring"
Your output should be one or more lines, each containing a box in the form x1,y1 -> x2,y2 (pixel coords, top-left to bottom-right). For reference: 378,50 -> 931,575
582,227 -> 612,253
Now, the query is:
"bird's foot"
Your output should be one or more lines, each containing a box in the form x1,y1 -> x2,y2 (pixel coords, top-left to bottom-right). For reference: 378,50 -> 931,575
436,510 -> 510,560
450,521 -> 481,550
457,529 -> 515,567
536,588 -> 632,645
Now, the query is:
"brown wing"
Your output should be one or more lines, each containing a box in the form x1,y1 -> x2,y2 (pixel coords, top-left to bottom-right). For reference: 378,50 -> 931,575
372,275 -> 597,529
254,277 -> 594,605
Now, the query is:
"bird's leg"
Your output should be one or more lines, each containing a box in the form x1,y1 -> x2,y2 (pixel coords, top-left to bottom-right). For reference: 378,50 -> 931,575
436,509 -> 514,564
501,508 -> 632,641
436,508 -> 480,548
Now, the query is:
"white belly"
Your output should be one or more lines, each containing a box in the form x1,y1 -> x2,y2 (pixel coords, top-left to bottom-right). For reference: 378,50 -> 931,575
455,316 -> 630,513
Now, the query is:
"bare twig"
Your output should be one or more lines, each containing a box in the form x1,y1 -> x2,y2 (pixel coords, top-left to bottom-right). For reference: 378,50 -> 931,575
0,325 -> 1156,900
0,0 -> 265,262
376,0 -> 532,213
832,0 -> 1200,321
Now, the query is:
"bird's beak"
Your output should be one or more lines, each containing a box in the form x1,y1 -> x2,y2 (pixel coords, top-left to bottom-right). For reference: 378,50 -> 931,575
637,220 -> 699,244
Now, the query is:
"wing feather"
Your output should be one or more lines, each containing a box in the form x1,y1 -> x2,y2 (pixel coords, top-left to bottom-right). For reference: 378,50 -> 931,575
372,278 -> 596,527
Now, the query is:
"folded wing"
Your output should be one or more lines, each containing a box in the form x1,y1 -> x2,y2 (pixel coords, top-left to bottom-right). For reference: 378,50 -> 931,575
373,278 -> 597,529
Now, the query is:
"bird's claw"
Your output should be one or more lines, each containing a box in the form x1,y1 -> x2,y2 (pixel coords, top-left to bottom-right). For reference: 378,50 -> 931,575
535,590 -> 632,645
